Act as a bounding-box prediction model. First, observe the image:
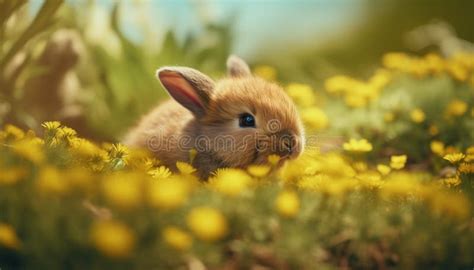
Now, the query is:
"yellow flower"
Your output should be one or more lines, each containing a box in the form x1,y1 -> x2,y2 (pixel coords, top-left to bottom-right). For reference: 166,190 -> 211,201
443,176 -> 461,187
390,155 -> 407,170
445,100 -> 467,116
247,165 -> 271,177
37,166 -> 69,195
186,207 -> 228,242
300,107 -> 329,131
0,167 -> 28,185
148,166 -> 172,179
446,62 -> 468,81
210,169 -> 251,197
108,143 -> 130,164
90,220 -> 135,258
343,138 -> 373,152
430,141 -> 445,156
0,223 -> 21,250
176,161 -> 196,175
41,121 -> 61,131
286,83 -> 316,107
162,226 -> 192,251
443,153 -> 465,164
324,75 -> 359,94
275,190 -> 300,218
102,173 -> 142,208
253,65 -> 277,81
267,154 -> 281,166
12,139 -> 44,164
458,163 -> 474,174
4,124 -> 25,140
376,164 -> 391,176
148,177 -> 190,210
410,108 -> 425,123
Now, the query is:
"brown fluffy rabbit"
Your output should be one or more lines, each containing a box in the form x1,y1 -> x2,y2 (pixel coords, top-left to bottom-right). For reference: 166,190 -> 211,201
123,55 -> 305,179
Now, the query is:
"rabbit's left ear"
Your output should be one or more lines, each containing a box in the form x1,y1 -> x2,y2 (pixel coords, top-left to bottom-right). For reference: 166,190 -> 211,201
227,55 -> 251,77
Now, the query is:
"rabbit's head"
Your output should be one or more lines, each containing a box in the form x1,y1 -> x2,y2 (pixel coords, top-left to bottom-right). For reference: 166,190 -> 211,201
157,55 -> 304,169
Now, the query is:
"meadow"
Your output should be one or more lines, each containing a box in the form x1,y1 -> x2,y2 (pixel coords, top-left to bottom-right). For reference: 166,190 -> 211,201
1,1 -> 473,269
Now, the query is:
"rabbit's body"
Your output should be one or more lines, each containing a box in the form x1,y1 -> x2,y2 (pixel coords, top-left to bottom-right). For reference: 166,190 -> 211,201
124,56 -> 305,179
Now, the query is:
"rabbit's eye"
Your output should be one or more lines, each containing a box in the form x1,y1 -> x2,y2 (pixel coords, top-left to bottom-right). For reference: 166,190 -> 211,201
239,113 -> 255,128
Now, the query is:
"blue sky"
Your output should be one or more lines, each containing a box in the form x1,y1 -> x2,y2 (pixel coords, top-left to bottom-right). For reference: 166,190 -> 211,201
31,0 -> 362,58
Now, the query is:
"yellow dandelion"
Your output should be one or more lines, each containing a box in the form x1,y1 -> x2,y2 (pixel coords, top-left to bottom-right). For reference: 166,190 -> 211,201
102,173 -> 142,208
268,154 -> 281,166
253,65 -> 277,81
445,99 -> 468,117
343,138 -> 373,152
458,163 -> 474,174
162,226 -> 192,251
300,107 -> 329,131
410,108 -> 425,123
390,155 -> 407,170
324,75 -> 359,94
12,139 -> 44,164
210,169 -> 252,197
148,166 -> 172,179
430,141 -> 445,156
443,176 -> 461,187
443,153 -> 465,164
247,165 -> 271,177
0,223 -> 21,250
37,166 -> 69,195
148,177 -> 190,210
90,220 -> 135,258
286,83 -> 316,107
176,161 -> 196,175
4,124 -> 25,140
274,190 -> 300,218
186,207 -> 228,242
108,143 -> 130,164
41,121 -> 61,131
376,164 -> 391,176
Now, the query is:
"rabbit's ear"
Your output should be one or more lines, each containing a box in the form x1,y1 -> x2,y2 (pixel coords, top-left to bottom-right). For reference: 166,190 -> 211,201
156,67 -> 215,118
227,55 -> 251,77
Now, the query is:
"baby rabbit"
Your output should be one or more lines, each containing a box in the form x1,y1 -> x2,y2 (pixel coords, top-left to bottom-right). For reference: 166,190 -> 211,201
124,55 -> 304,179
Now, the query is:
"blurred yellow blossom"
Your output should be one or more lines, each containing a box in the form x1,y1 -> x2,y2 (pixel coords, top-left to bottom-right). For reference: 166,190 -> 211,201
445,100 -> 467,116
41,121 -> 61,131
12,139 -> 44,164
102,172 -> 142,208
343,138 -> 373,152
148,166 -> 172,179
384,112 -> 395,122
4,124 -> 25,140
37,166 -> 69,195
410,108 -> 425,123
390,155 -> 407,170
210,169 -> 251,196
286,83 -> 316,107
430,141 -> 445,156
254,65 -> 277,81
443,153 -> 465,164
148,177 -> 190,209
428,125 -> 439,136
458,163 -> 474,174
247,165 -> 271,177
300,107 -> 329,130
442,176 -> 461,187
176,161 -> 196,175
0,223 -> 21,250
268,154 -> 281,166
377,164 -> 391,176
275,190 -> 300,218
162,226 -> 192,251
90,220 -> 135,258
186,207 -> 228,242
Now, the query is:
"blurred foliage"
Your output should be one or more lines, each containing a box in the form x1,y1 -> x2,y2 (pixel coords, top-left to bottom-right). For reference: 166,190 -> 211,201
0,122 -> 473,269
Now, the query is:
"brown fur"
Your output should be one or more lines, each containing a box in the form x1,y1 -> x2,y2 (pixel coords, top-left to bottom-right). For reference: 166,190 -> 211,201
123,56 -> 304,179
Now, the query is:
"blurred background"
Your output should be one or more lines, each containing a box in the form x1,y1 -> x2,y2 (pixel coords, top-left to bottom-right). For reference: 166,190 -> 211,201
1,0 -> 473,147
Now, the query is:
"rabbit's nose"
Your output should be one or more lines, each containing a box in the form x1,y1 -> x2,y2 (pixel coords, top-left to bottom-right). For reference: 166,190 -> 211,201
279,133 -> 300,157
